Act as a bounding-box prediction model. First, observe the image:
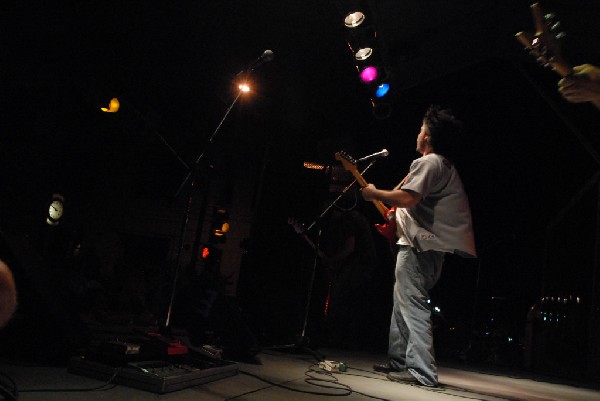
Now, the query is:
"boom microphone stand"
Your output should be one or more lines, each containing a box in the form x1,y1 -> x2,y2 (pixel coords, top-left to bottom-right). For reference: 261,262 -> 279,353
162,51 -> 274,335
271,159 -> 377,361
161,90 -> 243,334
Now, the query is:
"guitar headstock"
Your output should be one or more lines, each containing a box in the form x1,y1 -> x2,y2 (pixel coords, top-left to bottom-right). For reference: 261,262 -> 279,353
287,217 -> 306,235
515,3 -> 572,77
334,151 -> 370,188
334,151 -> 359,173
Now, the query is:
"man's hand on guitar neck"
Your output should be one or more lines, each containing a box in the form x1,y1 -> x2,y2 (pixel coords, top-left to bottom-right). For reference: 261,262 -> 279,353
558,64 -> 600,108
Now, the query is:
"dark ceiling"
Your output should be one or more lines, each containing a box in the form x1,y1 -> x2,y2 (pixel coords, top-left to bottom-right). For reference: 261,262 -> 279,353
2,0 -> 600,311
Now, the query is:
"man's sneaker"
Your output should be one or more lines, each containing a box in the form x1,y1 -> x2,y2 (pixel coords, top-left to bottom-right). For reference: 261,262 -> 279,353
373,363 -> 400,373
386,370 -> 420,384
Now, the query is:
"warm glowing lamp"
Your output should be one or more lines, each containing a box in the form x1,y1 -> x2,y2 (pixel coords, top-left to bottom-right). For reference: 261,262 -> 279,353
238,84 -> 251,92
215,222 -> 230,236
101,98 -> 120,112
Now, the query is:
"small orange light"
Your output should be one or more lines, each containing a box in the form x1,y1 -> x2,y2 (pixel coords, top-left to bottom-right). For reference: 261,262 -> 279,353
101,98 -> 120,112
303,161 -> 326,170
221,222 -> 230,233
201,247 -> 210,259
238,84 -> 250,92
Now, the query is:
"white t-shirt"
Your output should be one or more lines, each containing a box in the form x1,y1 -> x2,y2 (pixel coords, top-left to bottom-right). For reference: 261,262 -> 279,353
395,153 -> 476,258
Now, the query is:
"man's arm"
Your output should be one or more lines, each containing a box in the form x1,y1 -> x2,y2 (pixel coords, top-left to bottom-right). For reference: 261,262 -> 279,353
361,183 -> 421,208
0,260 -> 17,328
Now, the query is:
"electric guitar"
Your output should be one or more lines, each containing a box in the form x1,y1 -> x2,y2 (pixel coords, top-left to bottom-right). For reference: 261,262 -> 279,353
288,218 -> 320,253
287,217 -> 340,275
515,3 -> 600,110
334,151 -> 397,245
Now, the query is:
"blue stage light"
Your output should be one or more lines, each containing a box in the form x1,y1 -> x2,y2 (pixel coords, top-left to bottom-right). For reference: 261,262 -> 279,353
375,83 -> 390,98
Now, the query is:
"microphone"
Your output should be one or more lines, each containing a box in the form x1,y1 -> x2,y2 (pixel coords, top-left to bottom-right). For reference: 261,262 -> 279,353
250,49 -> 275,69
357,149 -> 389,163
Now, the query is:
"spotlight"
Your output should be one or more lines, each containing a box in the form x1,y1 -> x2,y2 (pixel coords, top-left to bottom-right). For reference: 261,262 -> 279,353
238,83 -> 251,92
346,25 -> 377,61
101,98 -> 120,113
359,66 -> 378,83
46,193 -> 65,226
334,0 -> 395,119
344,11 -> 365,28
375,83 -> 390,98
355,47 -> 373,61
209,208 -> 230,244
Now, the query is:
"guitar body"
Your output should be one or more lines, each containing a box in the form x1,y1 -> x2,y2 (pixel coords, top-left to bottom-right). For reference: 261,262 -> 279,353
375,220 -> 397,244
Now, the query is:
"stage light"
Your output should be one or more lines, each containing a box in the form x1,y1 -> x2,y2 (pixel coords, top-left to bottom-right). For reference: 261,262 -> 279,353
359,66 -> 378,83
238,83 -> 251,92
375,83 -> 390,98
101,97 -> 120,112
46,193 -> 65,226
334,0 -> 395,119
355,47 -> 373,61
199,243 -> 223,271
201,246 -> 210,260
372,98 -> 392,120
344,11 -> 365,28
346,25 -> 377,61
215,221 -> 230,237
209,208 -> 230,243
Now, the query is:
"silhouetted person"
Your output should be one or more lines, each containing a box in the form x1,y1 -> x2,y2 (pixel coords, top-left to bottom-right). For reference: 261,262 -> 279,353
319,200 -> 376,350
0,259 -> 17,328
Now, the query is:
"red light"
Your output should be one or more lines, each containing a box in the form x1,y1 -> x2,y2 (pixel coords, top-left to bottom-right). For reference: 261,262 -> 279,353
201,247 -> 210,259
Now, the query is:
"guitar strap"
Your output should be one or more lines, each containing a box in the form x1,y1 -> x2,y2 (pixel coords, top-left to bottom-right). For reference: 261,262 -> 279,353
393,173 -> 410,190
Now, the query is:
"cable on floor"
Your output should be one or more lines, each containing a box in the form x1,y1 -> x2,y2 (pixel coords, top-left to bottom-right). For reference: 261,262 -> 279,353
225,363 -> 391,401
17,368 -> 121,394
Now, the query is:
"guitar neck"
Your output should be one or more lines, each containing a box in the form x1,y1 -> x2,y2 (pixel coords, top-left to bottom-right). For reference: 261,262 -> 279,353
347,168 -> 390,219
516,3 -> 600,110
300,232 -> 317,251
370,199 -> 390,220
335,151 -> 391,220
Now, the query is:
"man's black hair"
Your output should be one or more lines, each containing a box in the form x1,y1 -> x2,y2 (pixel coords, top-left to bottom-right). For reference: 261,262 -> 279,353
423,105 -> 463,159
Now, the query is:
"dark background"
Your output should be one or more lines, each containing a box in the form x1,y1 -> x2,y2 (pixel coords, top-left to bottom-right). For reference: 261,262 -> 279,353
1,0 -> 600,377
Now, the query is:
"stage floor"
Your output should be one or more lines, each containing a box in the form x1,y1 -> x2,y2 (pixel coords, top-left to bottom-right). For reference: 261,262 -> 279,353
1,346 -> 599,401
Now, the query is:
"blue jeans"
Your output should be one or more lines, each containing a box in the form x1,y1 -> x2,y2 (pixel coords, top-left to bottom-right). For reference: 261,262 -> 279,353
388,246 -> 444,386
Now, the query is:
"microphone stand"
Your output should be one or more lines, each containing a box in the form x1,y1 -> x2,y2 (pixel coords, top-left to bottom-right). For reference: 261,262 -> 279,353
270,160 -> 377,361
161,87 -> 245,335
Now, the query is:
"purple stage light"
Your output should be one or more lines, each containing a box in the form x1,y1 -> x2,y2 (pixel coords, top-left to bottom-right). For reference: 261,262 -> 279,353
359,66 -> 378,83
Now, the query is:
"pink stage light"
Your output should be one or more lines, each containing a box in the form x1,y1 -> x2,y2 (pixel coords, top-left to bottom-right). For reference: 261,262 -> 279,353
359,66 -> 378,83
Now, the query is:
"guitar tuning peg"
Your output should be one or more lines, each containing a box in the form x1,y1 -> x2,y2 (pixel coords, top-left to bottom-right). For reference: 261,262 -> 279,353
536,57 -> 549,67
555,32 -> 566,40
550,21 -> 561,32
544,12 -> 556,21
